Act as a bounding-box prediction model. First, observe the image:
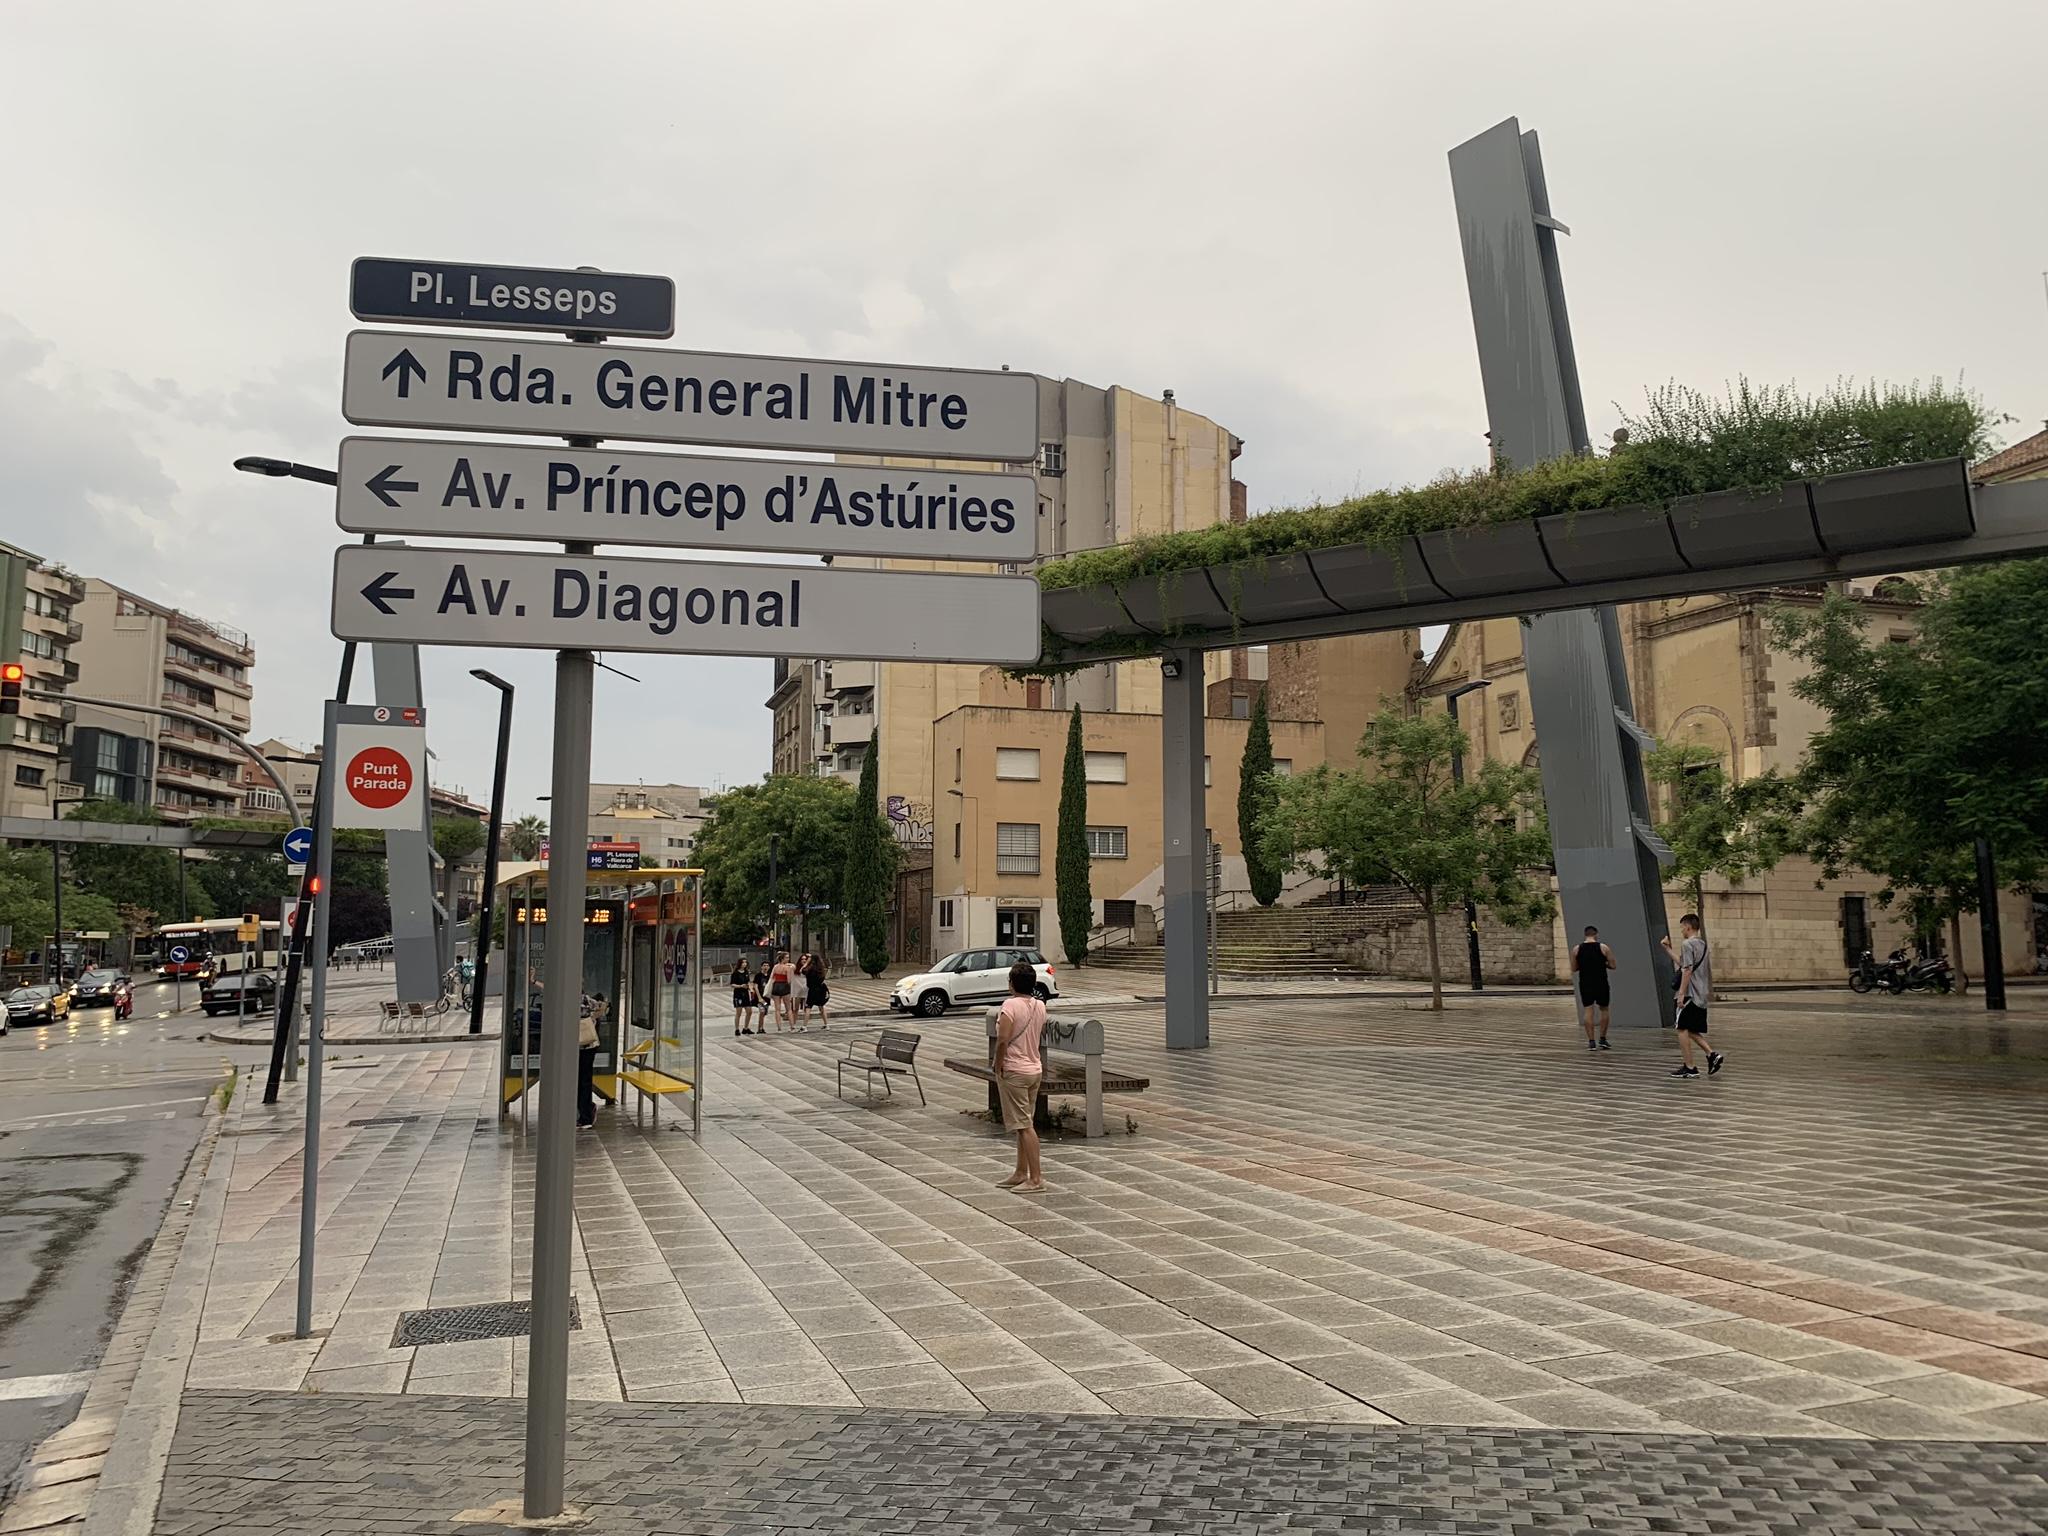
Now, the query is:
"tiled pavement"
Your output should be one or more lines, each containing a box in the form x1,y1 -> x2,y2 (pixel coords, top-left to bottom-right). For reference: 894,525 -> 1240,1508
172,991 -> 2048,1444
156,1391 -> 2048,1535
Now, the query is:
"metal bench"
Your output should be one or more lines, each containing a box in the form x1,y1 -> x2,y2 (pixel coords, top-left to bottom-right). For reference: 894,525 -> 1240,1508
943,1012 -> 1148,1137
837,1029 -> 925,1105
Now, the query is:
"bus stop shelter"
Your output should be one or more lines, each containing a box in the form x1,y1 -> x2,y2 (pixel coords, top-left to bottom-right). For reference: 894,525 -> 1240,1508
494,863 -> 704,1134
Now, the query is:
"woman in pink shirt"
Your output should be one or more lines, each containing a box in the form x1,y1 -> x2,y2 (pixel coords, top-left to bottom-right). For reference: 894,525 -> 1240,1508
994,960 -> 1048,1192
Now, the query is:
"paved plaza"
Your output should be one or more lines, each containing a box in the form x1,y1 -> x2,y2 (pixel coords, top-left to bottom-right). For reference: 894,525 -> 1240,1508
28,988 -> 2048,1532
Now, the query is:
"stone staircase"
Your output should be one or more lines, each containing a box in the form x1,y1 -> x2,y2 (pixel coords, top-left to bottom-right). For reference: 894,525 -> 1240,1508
1079,888 -> 1427,978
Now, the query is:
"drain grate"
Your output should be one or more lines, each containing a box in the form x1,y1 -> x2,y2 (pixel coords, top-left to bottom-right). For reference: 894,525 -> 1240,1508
392,1296 -> 580,1348
347,1114 -> 420,1128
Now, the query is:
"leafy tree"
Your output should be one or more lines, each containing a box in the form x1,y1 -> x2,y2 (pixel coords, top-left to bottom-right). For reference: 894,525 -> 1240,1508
1645,742 -> 1801,995
693,774 -> 892,954
0,846 -> 120,965
844,730 -> 892,976
1238,692 -> 1283,906
1259,708 -> 1553,1009
1770,566 -> 2048,981
60,800 -> 185,933
327,886 -> 392,950
1055,706 -> 1093,966
190,847 -> 294,923
506,814 -> 547,860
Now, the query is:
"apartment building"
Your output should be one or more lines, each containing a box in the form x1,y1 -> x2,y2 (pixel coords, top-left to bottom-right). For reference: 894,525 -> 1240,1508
0,542 -> 87,818
778,378 -> 1245,837
929,697 -> 1325,961
69,579 -> 255,823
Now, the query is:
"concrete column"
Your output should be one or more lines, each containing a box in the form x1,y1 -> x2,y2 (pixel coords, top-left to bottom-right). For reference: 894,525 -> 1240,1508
1160,648 -> 1208,1050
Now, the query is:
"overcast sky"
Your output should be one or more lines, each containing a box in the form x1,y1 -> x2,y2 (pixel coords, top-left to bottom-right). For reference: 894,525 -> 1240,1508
4,2 -> 2043,822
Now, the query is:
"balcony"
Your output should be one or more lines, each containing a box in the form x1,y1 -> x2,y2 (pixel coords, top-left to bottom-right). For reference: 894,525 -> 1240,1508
163,652 -> 252,698
155,757 -> 241,794
158,722 -> 244,762
166,612 -> 253,670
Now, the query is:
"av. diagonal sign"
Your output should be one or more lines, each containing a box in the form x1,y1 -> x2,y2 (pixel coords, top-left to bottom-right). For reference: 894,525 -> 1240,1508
340,330 -> 1041,461
335,436 -> 1038,561
330,544 -> 1042,663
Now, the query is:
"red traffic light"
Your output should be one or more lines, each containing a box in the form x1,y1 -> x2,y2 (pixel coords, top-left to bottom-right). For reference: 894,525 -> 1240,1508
0,663 -> 22,683
308,876 -> 323,895
0,661 -> 21,716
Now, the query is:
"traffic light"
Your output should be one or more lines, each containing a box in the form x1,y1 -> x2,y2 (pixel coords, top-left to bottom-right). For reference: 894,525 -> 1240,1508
0,662 -> 22,716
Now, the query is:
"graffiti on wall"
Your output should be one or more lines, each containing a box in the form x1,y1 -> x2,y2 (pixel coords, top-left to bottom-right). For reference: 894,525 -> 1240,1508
886,794 -> 935,850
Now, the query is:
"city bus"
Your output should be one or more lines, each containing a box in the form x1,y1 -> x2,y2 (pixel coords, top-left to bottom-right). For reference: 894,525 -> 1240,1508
148,918 -> 283,979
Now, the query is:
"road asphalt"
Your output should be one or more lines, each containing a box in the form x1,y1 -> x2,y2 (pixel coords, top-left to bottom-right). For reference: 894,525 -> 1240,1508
0,976 -> 264,1500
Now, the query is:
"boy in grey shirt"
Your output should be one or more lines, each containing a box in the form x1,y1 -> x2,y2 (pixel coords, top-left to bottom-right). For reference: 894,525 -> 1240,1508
1660,914 -> 1724,1079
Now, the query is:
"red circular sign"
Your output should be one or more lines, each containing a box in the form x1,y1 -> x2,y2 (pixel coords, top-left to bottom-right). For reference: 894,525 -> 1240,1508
344,746 -> 413,809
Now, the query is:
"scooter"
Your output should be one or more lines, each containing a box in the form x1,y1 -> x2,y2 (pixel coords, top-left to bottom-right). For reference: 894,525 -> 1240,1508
1902,951 -> 1955,993
1847,949 -> 1906,994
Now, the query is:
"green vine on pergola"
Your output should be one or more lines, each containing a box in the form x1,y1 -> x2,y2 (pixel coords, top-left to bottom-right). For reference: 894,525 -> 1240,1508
1017,379 -> 2001,676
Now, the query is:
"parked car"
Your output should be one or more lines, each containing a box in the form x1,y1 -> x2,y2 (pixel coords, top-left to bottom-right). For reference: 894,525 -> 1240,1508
69,968 -> 135,1019
201,970 -> 279,1017
891,948 -> 1057,1017
6,984 -> 72,1028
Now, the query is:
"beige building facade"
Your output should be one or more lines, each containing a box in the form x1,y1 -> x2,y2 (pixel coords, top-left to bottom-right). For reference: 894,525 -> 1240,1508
1413,580 -> 2040,982
70,579 -> 257,824
780,379 -> 1246,863
0,543 -> 87,819
586,782 -> 709,865
929,699 -> 1324,962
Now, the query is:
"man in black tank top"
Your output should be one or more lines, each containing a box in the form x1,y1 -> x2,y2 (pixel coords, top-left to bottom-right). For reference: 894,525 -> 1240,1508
1571,925 -> 1615,1049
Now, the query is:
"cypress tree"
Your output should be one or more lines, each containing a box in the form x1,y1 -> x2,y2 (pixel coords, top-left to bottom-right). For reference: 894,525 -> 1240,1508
846,729 -> 891,976
1240,690 -> 1283,906
1056,705 -> 1093,965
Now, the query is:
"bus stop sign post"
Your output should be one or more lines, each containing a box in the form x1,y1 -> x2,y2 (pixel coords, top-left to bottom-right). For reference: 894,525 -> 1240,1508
299,700 -> 428,1339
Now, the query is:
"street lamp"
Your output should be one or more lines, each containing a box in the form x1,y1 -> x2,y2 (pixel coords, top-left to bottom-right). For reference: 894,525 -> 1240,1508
468,669 -> 515,1036
233,457 -> 338,487
1444,679 -> 1492,992
235,450 -> 358,1102
50,793 -> 85,986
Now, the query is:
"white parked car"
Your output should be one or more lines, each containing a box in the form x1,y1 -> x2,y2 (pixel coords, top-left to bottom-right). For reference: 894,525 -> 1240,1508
891,948 -> 1058,1017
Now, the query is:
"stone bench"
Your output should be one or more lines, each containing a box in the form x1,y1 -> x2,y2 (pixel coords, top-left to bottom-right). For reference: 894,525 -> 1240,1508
942,1011 -> 1148,1137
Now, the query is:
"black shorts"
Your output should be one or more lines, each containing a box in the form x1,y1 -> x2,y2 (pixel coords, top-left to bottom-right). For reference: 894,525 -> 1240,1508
1676,1001 -> 1710,1035
1579,983 -> 1610,1009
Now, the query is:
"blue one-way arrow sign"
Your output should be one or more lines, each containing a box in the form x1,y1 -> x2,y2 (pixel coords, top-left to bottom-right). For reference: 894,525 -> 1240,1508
282,827 -> 313,863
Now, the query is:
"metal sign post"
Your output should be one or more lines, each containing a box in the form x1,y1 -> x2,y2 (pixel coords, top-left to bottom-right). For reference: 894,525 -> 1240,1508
322,254 -> 1044,1523
294,703 -> 338,1340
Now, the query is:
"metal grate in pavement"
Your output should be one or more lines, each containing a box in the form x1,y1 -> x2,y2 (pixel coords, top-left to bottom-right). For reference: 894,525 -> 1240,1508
346,1114 -> 420,1127
391,1296 -> 580,1348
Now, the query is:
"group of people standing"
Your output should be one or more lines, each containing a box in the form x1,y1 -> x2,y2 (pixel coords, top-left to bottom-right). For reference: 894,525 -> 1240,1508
730,950 -> 829,1035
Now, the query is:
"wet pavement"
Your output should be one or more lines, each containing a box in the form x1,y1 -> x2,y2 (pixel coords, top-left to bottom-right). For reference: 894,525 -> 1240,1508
0,977 -> 248,1499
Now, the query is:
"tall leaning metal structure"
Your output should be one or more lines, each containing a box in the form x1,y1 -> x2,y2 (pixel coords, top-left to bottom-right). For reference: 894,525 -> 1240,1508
1448,117 -> 1677,1025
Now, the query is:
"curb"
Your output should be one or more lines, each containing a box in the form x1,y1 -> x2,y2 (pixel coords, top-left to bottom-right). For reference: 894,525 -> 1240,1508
203,1026 -> 499,1047
9,1075 -> 230,1534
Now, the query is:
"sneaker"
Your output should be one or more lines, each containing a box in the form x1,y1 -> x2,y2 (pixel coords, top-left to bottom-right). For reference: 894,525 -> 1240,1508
1597,1039 -> 1611,1050
1669,1065 -> 1699,1078
1586,1039 -> 1599,1050
1707,1051 -> 1725,1075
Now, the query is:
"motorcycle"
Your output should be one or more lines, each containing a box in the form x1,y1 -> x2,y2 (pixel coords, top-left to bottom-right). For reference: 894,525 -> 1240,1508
1848,948 -> 1906,994
1847,948 -> 1953,995
1902,950 -> 1954,993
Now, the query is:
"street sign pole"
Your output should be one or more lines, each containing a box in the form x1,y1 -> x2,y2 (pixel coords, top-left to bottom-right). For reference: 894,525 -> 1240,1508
527,301 -> 604,1522
295,700 -> 338,1339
